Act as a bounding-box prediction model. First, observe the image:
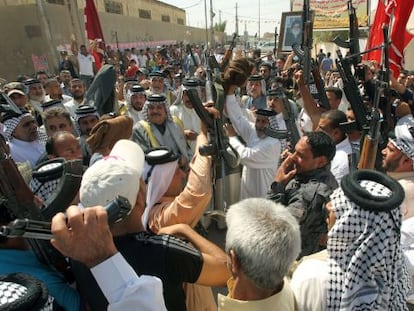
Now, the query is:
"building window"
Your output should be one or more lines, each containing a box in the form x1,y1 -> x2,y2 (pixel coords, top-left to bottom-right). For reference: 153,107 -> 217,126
161,15 -> 170,23
46,0 -> 64,4
177,18 -> 184,25
139,9 -> 151,19
104,0 -> 123,15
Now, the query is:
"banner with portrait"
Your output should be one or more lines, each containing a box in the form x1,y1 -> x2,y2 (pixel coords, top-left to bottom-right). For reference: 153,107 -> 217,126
291,0 -> 368,29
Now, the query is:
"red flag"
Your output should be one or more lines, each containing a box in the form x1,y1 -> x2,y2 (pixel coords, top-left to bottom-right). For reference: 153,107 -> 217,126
364,0 -> 414,77
85,0 -> 104,42
85,0 -> 105,70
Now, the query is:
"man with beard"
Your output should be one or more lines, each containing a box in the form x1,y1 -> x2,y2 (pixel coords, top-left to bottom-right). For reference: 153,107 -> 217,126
147,71 -> 165,96
25,78 -> 46,125
126,84 -> 146,124
147,71 -> 175,106
382,121 -> 414,219
267,131 -> 337,258
224,90 -> 281,199
284,19 -> 302,48
1,109 -> 46,167
132,94 -> 191,163
170,79 -> 201,154
64,79 -> 86,118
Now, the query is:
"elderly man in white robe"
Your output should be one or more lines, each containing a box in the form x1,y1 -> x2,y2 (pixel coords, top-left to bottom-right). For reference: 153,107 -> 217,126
170,78 -> 201,154
224,88 -> 281,200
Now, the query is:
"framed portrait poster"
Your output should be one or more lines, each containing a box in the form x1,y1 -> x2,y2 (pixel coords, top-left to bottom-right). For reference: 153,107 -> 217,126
278,12 -> 303,53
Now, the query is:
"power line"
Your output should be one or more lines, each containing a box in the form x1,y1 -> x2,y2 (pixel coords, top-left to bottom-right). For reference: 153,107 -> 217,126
180,0 -> 204,9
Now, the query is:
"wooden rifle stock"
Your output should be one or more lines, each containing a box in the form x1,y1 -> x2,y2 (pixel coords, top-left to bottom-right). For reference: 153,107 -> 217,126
358,136 -> 378,170
357,81 -> 386,169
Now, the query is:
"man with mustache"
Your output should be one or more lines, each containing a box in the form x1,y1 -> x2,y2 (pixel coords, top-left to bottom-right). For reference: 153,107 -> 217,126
1,109 -> 46,167
132,94 -> 191,163
267,131 -> 337,258
25,78 -> 46,125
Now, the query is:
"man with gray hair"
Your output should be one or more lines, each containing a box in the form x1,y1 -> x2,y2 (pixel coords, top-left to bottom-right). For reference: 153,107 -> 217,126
220,198 -> 301,310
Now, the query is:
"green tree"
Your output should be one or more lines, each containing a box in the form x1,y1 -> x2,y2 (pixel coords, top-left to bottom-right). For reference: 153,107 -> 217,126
214,21 -> 227,32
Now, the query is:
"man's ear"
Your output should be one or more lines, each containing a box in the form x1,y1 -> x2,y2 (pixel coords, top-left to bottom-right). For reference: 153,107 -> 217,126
316,156 -> 329,169
229,249 -> 240,276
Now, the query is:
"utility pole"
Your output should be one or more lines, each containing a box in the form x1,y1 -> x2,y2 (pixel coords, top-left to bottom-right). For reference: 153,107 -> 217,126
210,0 -> 214,48
235,3 -> 239,36
258,0 -> 261,40
219,10 -> 222,25
204,0 -> 209,45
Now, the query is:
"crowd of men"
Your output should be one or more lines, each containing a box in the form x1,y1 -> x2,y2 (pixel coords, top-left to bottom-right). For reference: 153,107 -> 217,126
0,37 -> 414,311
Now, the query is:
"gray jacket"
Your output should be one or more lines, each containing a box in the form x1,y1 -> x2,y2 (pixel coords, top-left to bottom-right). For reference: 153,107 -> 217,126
267,166 -> 338,257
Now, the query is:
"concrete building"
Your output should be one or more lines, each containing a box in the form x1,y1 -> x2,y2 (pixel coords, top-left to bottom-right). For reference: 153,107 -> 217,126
0,0 -> 223,80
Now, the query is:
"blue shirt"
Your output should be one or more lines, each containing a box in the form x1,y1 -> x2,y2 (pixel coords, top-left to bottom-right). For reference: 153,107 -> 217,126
0,249 -> 81,311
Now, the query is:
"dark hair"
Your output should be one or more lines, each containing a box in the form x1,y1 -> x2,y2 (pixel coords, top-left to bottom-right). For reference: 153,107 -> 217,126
325,86 -> 342,100
321,109 -> 347,130
35,70 -> 48,77
45,131 -> 70,156
260,63 -> 272,70
305,131 -> 336,162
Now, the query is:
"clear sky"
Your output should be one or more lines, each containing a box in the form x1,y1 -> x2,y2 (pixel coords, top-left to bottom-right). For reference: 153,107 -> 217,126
160,0 -> 292,38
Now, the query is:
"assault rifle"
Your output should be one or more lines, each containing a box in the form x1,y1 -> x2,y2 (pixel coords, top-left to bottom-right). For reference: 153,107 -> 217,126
263,88 -> 301,150
221,33 -> 237,71
358,25 -> 391,169
333,0 -> 361,67
357,80 -> 386,169
187,55 -> 240,212
292,1 -> 330,110
335,49 -> 368,132
292,0 -> 313,85
1,196 -> 132,240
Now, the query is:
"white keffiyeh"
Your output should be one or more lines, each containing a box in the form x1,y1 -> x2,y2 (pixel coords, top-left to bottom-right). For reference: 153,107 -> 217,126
390,123 -> 414,169
141,160 -> 177,228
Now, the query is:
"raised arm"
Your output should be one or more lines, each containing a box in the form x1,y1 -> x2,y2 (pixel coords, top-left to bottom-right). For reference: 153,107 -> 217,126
158,223 -> 229,287
70,34 -> 79,56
